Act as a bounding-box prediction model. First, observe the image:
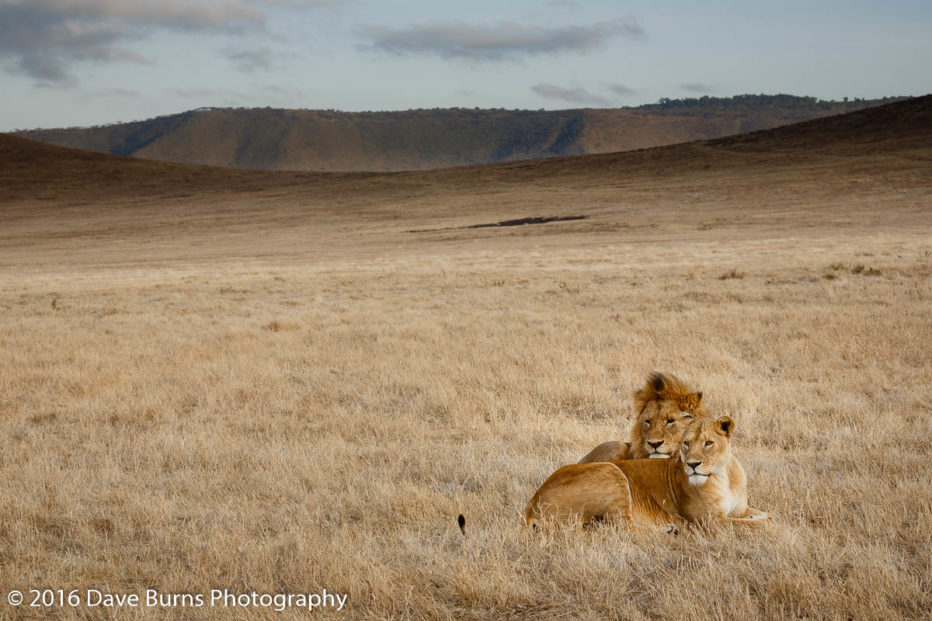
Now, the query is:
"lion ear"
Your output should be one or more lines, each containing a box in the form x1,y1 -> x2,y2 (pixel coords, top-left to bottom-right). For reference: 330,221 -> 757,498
686,391 -> 703,411
717,416 -> 735,437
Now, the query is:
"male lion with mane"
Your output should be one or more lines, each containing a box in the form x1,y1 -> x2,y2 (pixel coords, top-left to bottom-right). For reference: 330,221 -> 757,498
526,415 -> 768,530
578,372 -> 709,463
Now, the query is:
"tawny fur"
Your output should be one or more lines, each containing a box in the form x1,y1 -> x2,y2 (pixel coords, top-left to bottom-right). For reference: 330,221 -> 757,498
578,440 -> 631,463
633,372 -> 709,419
529,416 -> 768,529
579,372 -> 709,464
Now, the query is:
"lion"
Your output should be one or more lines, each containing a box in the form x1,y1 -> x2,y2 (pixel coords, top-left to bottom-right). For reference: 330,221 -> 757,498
525,415 -> 768,530
578,372 -> 709,463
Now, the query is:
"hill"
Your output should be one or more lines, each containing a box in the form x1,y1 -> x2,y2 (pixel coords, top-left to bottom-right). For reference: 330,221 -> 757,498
0,132 -> 311,203
1,95 -> 929,206
11,95 -> 904,172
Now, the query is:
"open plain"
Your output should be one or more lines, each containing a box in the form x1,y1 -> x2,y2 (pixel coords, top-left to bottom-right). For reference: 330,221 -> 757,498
1,98 -> 930,618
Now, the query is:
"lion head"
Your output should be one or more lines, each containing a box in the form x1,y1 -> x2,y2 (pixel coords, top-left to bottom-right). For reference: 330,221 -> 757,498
629,372 -> 708,459
680,416 -> 734,487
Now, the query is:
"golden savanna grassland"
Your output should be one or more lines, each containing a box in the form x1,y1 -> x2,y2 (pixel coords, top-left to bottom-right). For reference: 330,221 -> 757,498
0,98 -> 930,618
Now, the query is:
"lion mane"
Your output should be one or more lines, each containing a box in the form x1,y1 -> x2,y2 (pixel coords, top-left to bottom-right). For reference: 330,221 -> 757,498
579,372 -> 709,463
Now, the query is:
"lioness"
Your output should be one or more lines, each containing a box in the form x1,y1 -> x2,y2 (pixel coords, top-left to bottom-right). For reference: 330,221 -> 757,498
578,372 -> 708,463
526,415 -> 768,530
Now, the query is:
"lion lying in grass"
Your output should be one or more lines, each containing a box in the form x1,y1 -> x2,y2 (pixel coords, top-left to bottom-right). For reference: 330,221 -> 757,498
578,372 -> 708,463
525,415 -> 768,530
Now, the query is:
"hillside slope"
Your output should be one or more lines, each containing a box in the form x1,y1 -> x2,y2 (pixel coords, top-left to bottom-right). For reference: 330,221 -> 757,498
12,95 -> 904,172
2,96 -> 929,205
0,132 -> 313,203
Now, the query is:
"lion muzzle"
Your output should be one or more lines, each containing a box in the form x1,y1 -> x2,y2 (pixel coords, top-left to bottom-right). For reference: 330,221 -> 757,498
684,461 -> 710,486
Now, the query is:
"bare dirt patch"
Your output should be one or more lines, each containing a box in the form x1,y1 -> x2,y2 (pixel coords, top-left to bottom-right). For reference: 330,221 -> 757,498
409,214 -> 589,233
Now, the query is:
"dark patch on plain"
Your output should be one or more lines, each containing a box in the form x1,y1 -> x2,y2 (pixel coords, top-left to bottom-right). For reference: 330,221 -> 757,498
409,215 -> 588,233
467,215 -> 588,229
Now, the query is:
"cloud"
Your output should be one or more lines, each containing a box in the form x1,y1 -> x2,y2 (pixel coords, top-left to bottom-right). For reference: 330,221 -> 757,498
224,47 -> 274,72
0,0 -> 265,83
680,82 -> 714,94
606,82 -> 636,96
531,83 -> 612,107
359,18 -> 644,62
247,0 -> 346,7
251,0 -> 347,5
87,87 -> 141,98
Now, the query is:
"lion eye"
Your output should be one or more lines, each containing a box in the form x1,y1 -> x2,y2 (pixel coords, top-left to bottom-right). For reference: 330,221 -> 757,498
666,419 -> 675,426
705,441 -> 713,448
683,441 -> 690,448
644,421 -> 651,428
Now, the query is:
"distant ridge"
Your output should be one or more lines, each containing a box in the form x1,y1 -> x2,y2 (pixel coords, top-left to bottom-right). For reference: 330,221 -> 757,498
2,95 -> 928,203
11,95 -> 905,172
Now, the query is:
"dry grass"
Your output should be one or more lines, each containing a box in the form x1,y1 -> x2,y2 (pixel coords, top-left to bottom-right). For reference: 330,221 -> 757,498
2,231 -> 930,619
1,108 -> 931,618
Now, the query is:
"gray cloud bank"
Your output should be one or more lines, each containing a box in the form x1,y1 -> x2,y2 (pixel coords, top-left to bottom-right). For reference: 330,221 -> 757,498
0,0 -> 265,83
224,47 -> 275,72
606,82 -> 636,96
360,18 -> 643,61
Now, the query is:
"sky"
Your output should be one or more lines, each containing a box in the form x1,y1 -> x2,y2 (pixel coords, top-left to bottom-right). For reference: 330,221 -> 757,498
1,0 -> 930,131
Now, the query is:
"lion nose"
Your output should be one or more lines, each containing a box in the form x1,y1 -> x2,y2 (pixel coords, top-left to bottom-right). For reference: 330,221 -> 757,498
648,441 -> 663,449
687,461 -> 701,469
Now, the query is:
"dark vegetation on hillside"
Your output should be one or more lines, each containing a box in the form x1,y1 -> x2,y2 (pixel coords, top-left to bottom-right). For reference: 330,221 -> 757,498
641,93 -> 903,111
